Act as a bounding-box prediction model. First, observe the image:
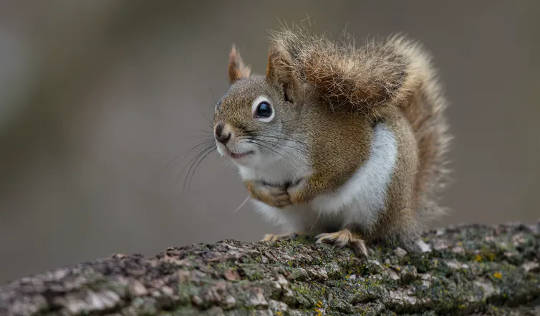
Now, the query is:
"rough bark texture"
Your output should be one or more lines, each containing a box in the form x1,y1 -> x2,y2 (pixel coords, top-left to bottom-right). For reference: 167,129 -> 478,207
1,223 -> 539,316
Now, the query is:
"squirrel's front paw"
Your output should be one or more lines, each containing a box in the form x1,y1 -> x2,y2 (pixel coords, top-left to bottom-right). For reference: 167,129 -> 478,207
287,178 -> 309,204
246,181 -> 291,208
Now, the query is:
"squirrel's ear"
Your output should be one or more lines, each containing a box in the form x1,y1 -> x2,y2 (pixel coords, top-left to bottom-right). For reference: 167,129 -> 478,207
266,47 -> 302,104
228,45 -> 251,84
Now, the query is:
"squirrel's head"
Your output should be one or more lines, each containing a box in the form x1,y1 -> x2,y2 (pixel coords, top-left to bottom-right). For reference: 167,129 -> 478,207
213,45 -> 307,168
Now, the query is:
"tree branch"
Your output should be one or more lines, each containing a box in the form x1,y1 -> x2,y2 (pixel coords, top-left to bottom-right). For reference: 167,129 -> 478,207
1,223 -> 539,315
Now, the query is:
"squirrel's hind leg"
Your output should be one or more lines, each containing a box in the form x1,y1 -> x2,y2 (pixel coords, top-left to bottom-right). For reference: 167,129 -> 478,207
316,229 -> 369,257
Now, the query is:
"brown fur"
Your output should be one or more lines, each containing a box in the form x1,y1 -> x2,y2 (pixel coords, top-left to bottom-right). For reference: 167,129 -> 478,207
219,27 -> 450,246
268,28 -> 450,242
289,107 -> 373,204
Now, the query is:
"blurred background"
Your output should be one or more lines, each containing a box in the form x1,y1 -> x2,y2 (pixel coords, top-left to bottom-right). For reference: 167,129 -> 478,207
0,1 -> 538,283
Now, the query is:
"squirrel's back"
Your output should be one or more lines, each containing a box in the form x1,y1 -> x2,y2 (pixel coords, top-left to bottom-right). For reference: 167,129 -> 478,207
270,28 -> 450,219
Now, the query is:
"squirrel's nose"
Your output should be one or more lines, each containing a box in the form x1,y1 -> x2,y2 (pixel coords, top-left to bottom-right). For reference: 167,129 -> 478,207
214,123 -> 231,144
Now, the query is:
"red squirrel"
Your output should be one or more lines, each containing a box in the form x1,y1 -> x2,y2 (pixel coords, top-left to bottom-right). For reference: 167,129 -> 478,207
213,28 -> 449,255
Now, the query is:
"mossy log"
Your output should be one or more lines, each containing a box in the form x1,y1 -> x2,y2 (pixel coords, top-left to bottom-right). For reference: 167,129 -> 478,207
1,223 -> 539,315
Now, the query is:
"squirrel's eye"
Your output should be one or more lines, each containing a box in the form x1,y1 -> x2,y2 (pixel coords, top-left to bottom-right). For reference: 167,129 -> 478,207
255,102 -> 272,118
251,96 -> 274,122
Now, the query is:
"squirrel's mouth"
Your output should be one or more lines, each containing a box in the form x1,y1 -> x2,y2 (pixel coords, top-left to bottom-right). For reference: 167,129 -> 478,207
225,148 -> 254,159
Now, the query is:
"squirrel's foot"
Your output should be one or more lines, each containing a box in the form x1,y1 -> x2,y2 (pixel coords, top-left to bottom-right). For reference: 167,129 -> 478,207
316,229 -> 368,256
262,232 -> 299,242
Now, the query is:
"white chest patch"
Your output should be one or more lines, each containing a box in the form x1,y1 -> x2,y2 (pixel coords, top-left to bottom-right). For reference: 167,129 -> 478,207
249,122 -> 398,233
310,123 -> 398,229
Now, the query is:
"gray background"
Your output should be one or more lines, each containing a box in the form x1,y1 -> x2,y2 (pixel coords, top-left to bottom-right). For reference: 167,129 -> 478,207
0,1 -> 538,283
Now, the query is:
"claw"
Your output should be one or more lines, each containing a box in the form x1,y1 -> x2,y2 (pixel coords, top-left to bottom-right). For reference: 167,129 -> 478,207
316,229 -> 368,256
262,232 -> 298,242
273,193 -> 291,207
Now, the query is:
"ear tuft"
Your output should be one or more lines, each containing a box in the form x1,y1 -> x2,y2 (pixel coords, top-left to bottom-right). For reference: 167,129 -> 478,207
228,45 -> 251,84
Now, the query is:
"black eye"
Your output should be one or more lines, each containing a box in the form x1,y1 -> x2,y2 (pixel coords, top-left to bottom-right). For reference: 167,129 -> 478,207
255,101 -> 273,118
251,96 -> 275,122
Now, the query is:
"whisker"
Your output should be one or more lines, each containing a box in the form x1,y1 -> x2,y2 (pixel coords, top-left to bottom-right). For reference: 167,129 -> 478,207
181,145 -> 213,184
232,195 -> 251,213
239,134 -> 309,157
242,138 -> 306,169
183,147 -> 215,191
163,138 -> 214,178
246,135 -> 310,156
188,139 -> 216,152
240,132 -> 308,147
244,140 -> 287,160
182,144 -> 216,191
254,135 -> 309,150
242,128 -> 310,147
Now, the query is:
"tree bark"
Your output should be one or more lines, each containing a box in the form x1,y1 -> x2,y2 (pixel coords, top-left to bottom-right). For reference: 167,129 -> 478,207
1,223 -> 539,315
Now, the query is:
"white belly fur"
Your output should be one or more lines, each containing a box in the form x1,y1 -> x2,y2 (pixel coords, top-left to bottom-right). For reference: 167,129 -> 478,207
250,123 -> 398,233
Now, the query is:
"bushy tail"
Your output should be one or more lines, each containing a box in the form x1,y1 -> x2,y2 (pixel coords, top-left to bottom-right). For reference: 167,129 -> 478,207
390,38 -> 450,219
271,29 -> 450,218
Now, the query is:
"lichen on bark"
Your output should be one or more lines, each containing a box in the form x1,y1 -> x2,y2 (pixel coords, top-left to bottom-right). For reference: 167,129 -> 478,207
1,223 -> 539,315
